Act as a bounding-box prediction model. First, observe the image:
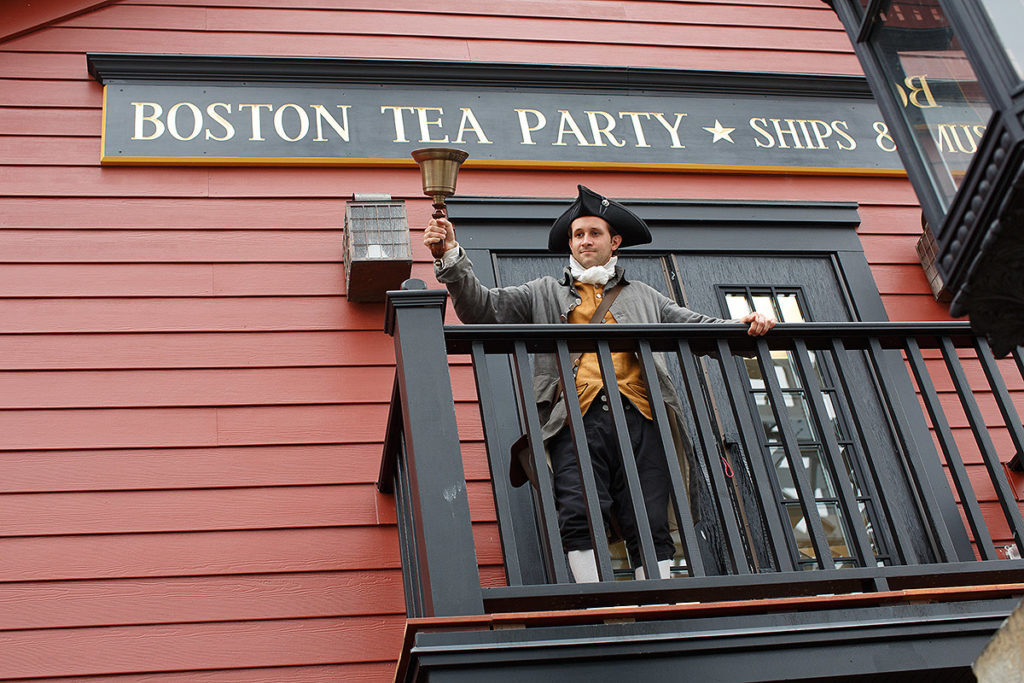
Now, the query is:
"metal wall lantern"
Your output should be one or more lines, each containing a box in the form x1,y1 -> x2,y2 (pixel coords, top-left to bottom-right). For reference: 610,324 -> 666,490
343,193 -> 413,302
826,0 -> 1024,355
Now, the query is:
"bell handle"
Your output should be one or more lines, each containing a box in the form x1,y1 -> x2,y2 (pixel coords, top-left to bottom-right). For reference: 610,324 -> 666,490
428,202 -> 451,260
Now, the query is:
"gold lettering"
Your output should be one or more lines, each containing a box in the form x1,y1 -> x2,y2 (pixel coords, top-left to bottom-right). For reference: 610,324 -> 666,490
749,117 -> 774,148
380,105 -> 415,143
553,110 -> 593,146
585,110 -> 625,147
808,120 -> 833,150
515,108 -> 546,145
273,103 -> 309,142
167,102 -> 203,141
414,106 -> 449,144
936,123 -> 978,153
205,103 -> 234,141
651,112 -> 687,148
770,118 -> 804,149
873,121 -> 896,151
239,104 -> 273,141
903,75 -> 940,108
618,112 -> 652,148
311,104 -> 350,142
832,120 -> 856,150
973,124 -> 987,139
454,107 -> 491,144
131,102 -> 164,140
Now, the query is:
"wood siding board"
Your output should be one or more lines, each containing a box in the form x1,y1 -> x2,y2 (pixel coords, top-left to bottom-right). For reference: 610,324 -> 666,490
0,331 -> 397,369
0,527 -> 404,582
0,51 -> 93,79
0,108 -> 100,136
0,297 -> 379,333
0,366 -> 478,408
0,615 -> 407,678
20,663 -> 398,683
0,264 -> 350,298
0,570 -> 406,629
2,135 -> 102,165
0,230 -> 343,262
0,198 -> 350,228
0,78 -> 101,107
69,1 -> 842,31
0,404 -> 404,450
0,442 -> 493,493
0,481 -> 496,535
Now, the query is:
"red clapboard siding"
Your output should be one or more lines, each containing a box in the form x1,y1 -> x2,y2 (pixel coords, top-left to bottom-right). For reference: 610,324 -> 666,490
0,527 -> 403,582
0,230 -> 342,262
0,264 -> 347,297
0,331 -> 397,369
19,662 -> 397,683
0,615 -> 407,679
0,197 -> 350,228
3,135 -> 102,165
0,365 -> 479,407
0,108 -> 100,136
0,78 -> 101,107
0,441 -> 493,493
0,297 -> 378,333
0,570 -> 406,629
79,0 -> 843,31
1,481 -> 496,536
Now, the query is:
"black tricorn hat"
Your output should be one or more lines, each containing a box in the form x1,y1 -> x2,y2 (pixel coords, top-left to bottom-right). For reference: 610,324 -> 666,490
547,184 -> 652,253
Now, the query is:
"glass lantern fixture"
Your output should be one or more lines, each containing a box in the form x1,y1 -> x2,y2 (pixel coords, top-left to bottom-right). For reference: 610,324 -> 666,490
826,0 -> 1024,355
343,194 -> 413,302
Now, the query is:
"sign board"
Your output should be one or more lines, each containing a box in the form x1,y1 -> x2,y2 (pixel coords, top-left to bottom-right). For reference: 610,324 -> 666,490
99,78 -> 983,175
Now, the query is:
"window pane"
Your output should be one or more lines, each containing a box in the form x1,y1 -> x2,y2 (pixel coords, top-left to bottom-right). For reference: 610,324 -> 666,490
771,351 -> 801,389
819,502 -> 852,559
752,295 -> 775,319
772,445 -> 836,500
777,293 -> 804,322
755,393 -> 817,443
726,293 -> 752,319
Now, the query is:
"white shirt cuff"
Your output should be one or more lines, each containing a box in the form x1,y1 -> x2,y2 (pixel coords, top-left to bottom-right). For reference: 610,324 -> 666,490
436,243 -> 461,269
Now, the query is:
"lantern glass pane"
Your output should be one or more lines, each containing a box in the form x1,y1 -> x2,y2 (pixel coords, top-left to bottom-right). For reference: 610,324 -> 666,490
345,202 -> 411,261
870,0 -> 992,211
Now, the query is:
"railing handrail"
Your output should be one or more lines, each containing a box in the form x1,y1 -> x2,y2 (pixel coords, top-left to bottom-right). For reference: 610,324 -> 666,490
441,320 -> 982,354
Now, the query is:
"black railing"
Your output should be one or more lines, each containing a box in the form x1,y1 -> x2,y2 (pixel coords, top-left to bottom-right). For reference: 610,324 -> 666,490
380,285 -> 1024,617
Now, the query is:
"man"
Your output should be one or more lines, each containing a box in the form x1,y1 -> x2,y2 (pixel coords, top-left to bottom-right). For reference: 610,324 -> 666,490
424,185 -> 775,582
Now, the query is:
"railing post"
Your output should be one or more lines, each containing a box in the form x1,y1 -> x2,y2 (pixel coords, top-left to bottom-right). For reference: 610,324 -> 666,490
384,280 -> 484,617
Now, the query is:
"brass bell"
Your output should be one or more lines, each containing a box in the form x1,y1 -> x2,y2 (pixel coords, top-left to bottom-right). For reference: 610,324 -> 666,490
411,147 -> 469,221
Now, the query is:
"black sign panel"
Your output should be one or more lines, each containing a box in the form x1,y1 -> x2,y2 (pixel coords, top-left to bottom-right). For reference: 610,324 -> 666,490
99,81 -> 932,173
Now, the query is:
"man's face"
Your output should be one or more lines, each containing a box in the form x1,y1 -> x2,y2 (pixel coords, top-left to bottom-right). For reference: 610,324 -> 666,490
569,216 -> 622,269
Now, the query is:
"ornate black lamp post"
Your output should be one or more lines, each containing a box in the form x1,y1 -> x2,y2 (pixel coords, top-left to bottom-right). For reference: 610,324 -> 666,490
826,0 -> 1024,355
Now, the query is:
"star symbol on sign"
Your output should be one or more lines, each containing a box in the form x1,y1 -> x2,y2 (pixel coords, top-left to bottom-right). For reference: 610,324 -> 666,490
703,120 -> 736,143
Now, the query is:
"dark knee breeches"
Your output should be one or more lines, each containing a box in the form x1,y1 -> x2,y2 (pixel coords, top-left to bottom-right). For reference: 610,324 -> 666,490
548,393 -> 675,563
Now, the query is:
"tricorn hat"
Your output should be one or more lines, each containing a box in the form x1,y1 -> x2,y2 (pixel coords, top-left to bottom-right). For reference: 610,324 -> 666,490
547,184 -> 652,253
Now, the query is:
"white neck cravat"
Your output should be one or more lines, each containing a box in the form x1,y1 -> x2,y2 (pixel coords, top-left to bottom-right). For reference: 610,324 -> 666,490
569,255 -> 617,285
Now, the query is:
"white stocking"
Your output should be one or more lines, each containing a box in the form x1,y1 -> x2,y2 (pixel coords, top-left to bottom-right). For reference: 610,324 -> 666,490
567,549 -> 600,583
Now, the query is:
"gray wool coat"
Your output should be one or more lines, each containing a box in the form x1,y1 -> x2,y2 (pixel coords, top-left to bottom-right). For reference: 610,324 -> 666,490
436,247 -> 732,490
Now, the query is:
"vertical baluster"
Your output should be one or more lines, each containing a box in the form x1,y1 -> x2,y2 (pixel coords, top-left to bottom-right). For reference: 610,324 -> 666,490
755,338 -> 835,570
511,341 -> 570,584
946,337 -> 1024,551
904,338 -> 996,559
828,338 -> 918,565
680,339 -> 751,574
595,340 -> 661,578
793,338 -> 878,575
710,339 -> 794,573
554,339 -> 616,581
637,339 -> 704,577
471,341 -> 523,585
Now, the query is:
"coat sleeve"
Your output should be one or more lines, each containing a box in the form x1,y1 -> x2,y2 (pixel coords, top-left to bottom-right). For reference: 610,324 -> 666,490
435,247 -> 535,324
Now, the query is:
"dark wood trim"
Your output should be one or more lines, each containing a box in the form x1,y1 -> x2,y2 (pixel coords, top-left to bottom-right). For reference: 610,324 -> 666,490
85,53 -> 874,99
